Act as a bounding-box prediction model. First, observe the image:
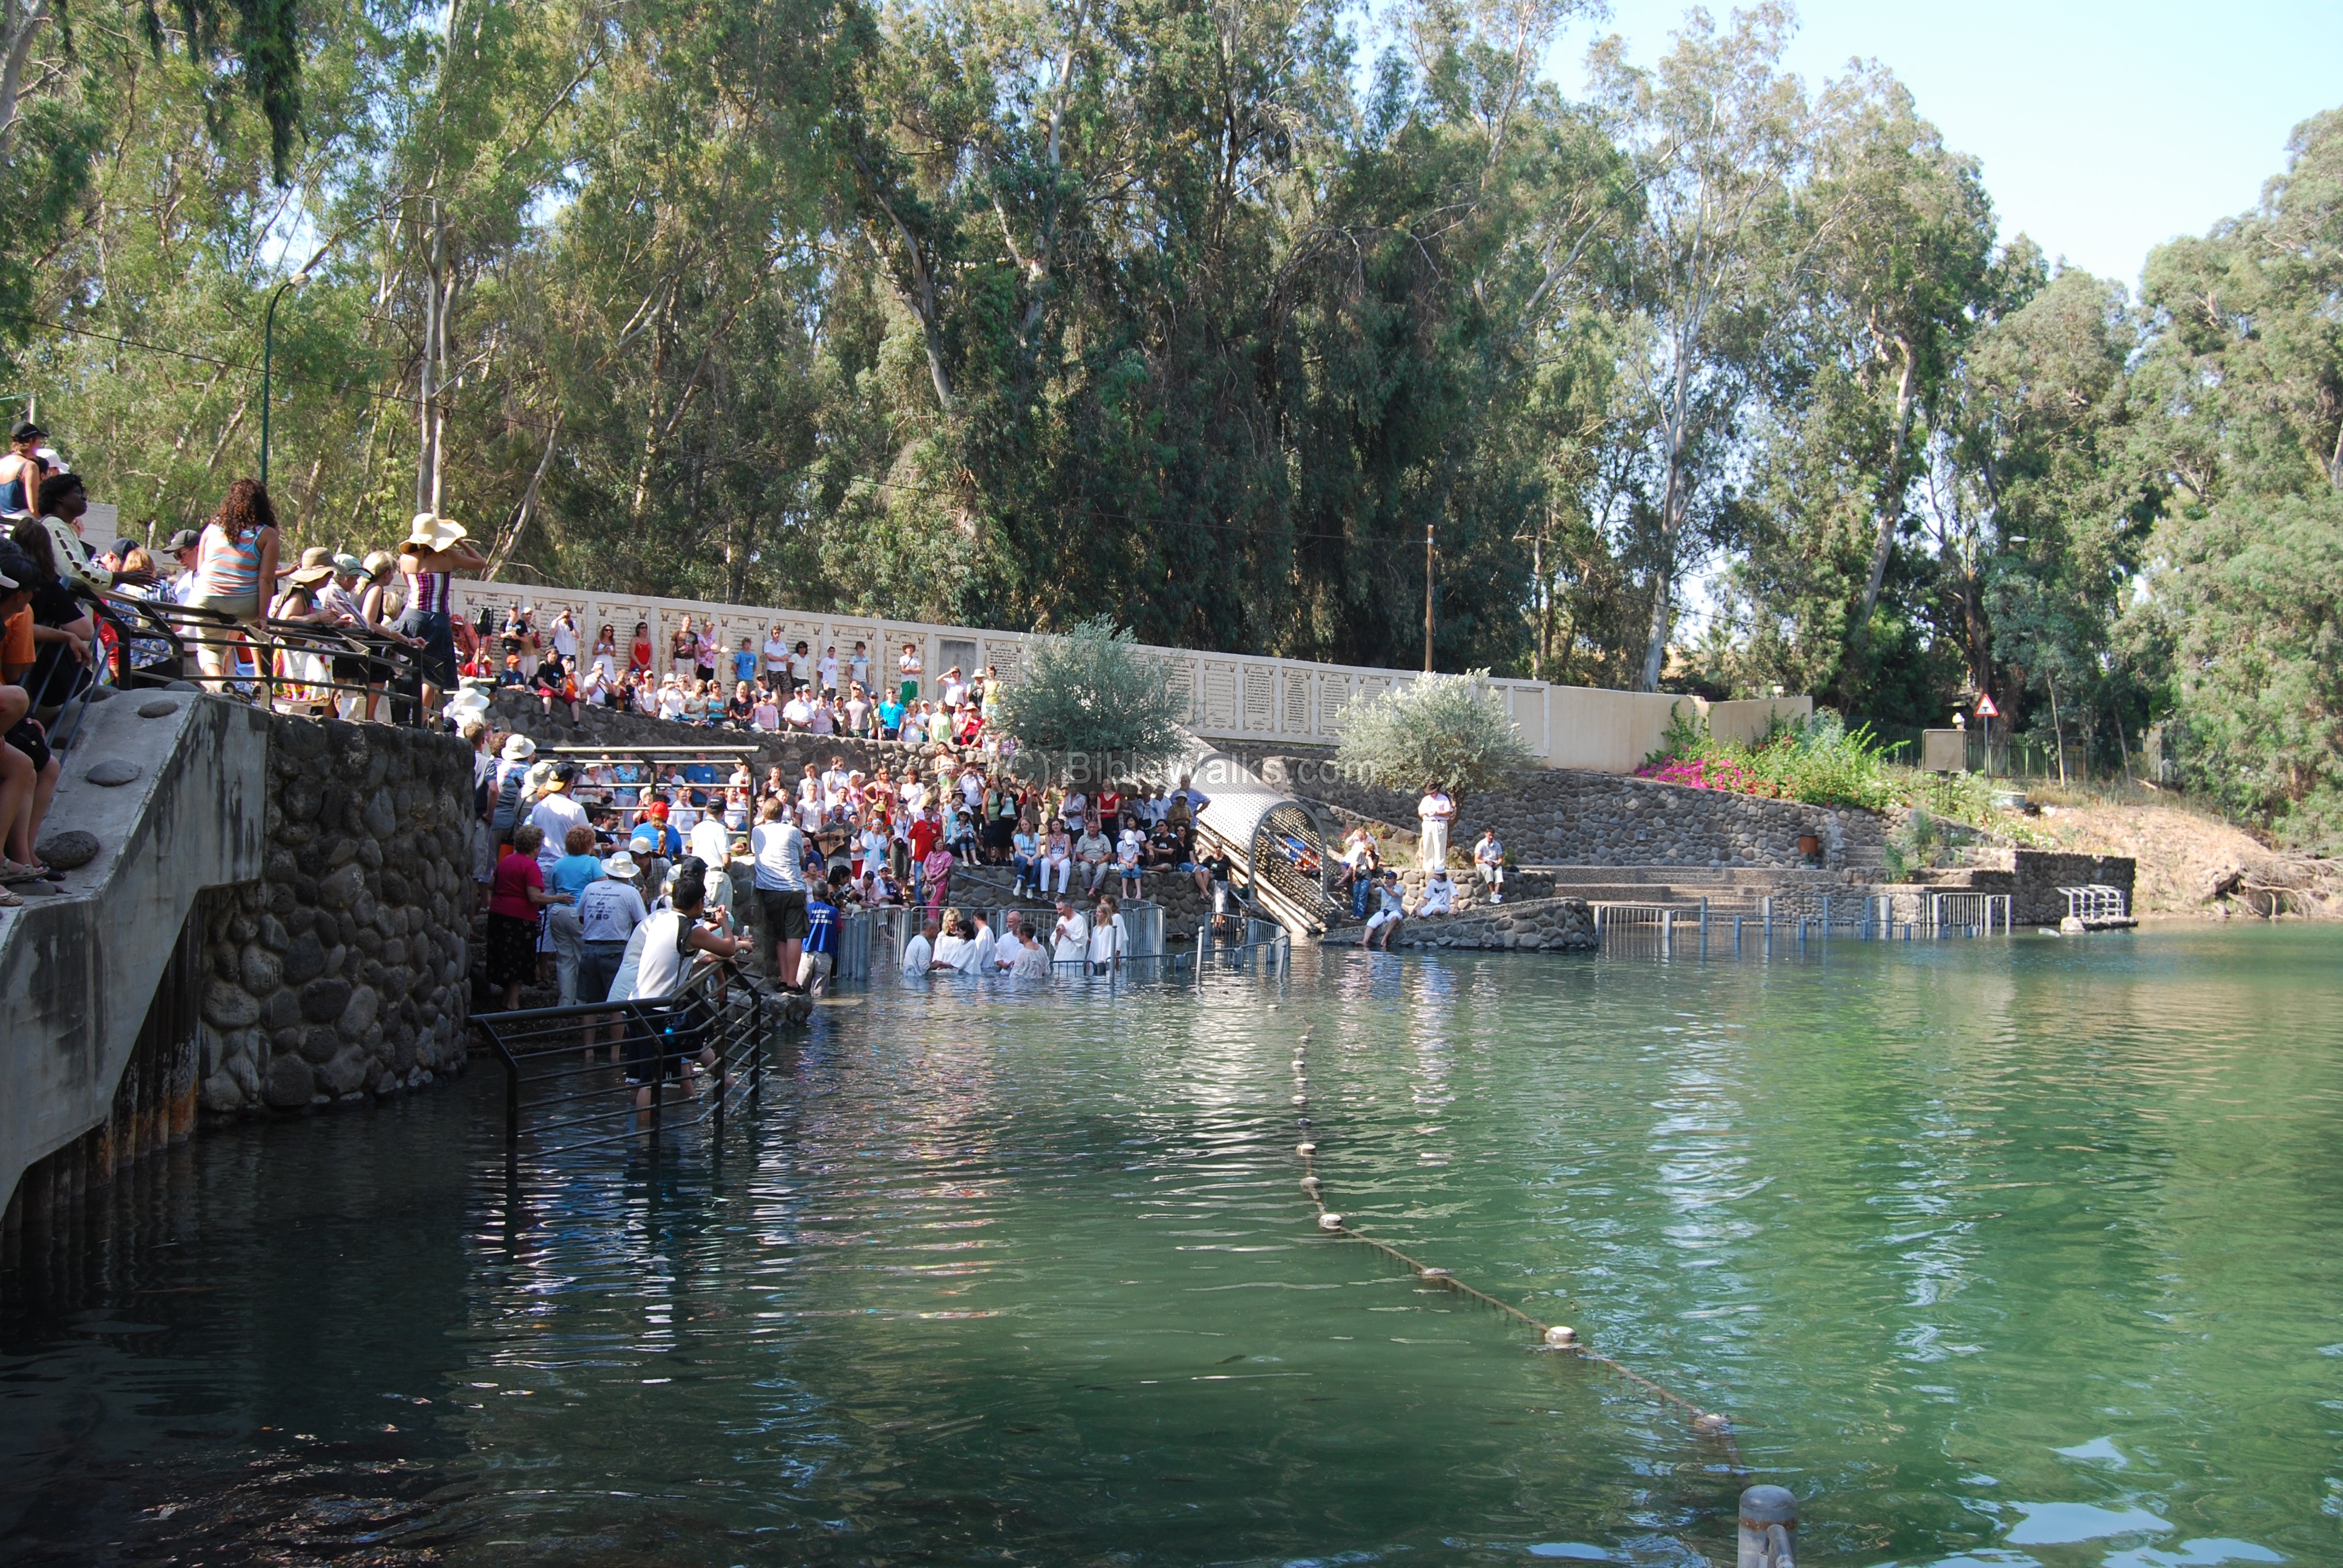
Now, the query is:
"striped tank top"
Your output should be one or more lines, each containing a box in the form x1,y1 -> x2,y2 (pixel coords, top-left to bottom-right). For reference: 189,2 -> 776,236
195,524 -> 260,598
404,564 -> 452,615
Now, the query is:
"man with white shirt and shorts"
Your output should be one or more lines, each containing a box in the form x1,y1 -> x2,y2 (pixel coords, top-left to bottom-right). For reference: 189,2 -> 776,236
1417,783 -> 1454,871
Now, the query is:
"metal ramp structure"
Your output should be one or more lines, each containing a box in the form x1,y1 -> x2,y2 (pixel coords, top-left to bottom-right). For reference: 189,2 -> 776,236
1179,737 -> 1342,937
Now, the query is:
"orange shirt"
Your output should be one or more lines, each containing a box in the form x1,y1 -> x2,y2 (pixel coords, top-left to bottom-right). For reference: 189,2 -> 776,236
2,606 -> 31,670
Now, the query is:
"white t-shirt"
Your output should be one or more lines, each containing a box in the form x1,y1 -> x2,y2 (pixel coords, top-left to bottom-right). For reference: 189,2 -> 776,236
764,635 -> 788,670
1052,912 -> 1089,964
850,651 -> 871,687
551,620 -> 579,659
578,878 -> 648,942
968,925 -> 997,973
783,696 -> 813,727
900,932 -> 933,975
1419,791 -> 1453,824
1418,875 -> 1455,915
819,653 -> 839,688
751,820 -> 807,891
932,933 -> 972,972
1009,938 -> 1050,978
528,793 -> 589,868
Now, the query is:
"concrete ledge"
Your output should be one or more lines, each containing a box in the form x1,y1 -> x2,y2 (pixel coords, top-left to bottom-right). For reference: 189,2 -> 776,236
1323,895 -> 1598,953
0,694 -> 268,1207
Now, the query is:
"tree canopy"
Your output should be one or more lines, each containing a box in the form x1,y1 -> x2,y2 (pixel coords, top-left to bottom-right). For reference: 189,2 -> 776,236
6,1 -> 2341,843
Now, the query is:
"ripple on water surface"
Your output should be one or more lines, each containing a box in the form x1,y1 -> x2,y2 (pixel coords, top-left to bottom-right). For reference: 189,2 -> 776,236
1,926 -> 2337,1566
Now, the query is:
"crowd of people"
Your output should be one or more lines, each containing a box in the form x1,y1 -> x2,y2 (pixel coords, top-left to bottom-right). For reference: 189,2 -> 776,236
462,607 -> 1011,750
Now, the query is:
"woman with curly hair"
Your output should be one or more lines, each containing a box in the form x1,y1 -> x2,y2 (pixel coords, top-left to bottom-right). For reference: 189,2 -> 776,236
186,478 -> 281,690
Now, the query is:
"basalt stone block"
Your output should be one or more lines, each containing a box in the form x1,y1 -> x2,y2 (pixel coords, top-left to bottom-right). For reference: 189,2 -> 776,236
381,937 -> 407,968
264,987 -> 302,1032
301,975 -> 354,1023
318,1045 -> 371,1097
202,979 -> 261,1030
36,829 -> 101,870
86,758 -> 142,786
292,875 -> 320,908
263,844 -> 298,881
202,1069 -> 245,1113
280,721 -> 328,761
281,929 -> 327,987
357,837 -> 384,869
336,985 -> 379,1040
301,1025 -> 342,1064
318,863 -> 365,909
380,870 -> 410,905
363,789 -> 398,840
264,1054 -> 314,1108
281,776 -> 323,823
259,914 -> 290,953
325,837 -> 358,869
240,943 -> 282,996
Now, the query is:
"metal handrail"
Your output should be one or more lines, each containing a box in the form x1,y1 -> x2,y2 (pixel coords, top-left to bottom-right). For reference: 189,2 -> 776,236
90,591 -> 432,722
471,956 -> 765,1152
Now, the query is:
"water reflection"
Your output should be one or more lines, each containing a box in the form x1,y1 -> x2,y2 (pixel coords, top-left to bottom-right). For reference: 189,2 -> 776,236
2,929 -> 2335,1567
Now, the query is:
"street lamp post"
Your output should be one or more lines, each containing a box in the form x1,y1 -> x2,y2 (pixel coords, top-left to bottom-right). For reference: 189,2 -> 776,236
260,272 -> 310,489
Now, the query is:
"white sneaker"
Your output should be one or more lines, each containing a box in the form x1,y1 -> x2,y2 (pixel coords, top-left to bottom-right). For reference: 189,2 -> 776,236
1490,893 -> 1501,904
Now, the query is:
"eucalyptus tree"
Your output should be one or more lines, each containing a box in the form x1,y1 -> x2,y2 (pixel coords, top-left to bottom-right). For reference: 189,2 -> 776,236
1590,3 -> 1804,692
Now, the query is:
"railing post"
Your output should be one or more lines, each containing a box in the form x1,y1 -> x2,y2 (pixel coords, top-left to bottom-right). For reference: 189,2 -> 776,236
1821,892 -> 1830,935
1761,896 -> 1773,946
1699,897 -> 1709,956
1660,907 -> 1673,955
1737,1485 -> 1798,1568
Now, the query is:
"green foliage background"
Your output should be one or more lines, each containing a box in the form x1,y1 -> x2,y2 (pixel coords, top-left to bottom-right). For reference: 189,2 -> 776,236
5,0 -> 2340,844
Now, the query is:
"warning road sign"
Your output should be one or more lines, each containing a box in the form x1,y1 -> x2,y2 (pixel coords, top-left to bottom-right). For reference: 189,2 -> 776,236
1974,692 -> 2000,717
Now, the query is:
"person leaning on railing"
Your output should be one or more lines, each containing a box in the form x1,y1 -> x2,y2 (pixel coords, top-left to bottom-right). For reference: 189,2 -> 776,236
186,479 -> 281,691
0,546 -> 66,901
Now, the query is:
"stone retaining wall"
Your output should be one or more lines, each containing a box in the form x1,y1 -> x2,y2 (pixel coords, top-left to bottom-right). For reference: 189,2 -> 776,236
196,714 -> 478,1114
1254,756 -> 1887,871
1325,896 -> 1596,953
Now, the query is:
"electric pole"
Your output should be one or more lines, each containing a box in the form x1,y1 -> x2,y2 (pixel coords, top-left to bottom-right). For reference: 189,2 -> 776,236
1423,523 -> 1435,673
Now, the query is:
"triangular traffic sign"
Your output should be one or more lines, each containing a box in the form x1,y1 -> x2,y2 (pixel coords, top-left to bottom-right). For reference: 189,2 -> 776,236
1974,692 -> 2000,717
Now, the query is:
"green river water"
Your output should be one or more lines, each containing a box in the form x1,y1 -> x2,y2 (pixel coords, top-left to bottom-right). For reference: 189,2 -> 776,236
3,925 -> 2339,1567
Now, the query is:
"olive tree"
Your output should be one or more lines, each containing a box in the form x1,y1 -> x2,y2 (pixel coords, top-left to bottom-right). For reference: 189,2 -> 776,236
1334,670 -> 1535,811
994,616 -> 1189,786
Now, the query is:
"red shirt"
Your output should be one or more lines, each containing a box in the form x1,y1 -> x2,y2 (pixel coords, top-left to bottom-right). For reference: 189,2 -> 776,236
489,852 -> 544,920
629,637 -> 653,671
908,817 -> 942,861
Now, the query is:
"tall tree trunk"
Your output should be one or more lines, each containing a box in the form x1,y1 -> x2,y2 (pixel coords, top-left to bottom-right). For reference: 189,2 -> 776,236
1853,345 -> 1918,634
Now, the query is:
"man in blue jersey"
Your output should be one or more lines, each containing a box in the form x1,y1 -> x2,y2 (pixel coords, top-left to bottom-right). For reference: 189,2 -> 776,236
798,878 -> 839,997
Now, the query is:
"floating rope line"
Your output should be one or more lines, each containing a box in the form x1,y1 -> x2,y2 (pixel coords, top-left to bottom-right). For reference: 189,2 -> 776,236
1286,1023 -> 1745,1472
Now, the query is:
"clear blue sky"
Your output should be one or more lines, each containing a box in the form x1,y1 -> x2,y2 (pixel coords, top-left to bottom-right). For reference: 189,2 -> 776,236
1573,0 -> 2343,288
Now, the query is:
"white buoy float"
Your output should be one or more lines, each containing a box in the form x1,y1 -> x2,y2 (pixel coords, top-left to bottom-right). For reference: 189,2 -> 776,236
1296,1142 -> 1316,1156
1420,1267 -> 1450,1278
1693,1411 -> 1731,1434
1544,1325 -> 1579,1348
1318,1213 -> 1344,1230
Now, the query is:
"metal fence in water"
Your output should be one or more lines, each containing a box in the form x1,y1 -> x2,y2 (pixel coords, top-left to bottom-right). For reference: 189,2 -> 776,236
1593,892 -> 2014,955
471,958 -> 767,1154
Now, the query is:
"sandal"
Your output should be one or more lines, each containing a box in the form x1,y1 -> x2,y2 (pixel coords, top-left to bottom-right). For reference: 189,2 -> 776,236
0,863 -> 41,884
0,887 -> 21,907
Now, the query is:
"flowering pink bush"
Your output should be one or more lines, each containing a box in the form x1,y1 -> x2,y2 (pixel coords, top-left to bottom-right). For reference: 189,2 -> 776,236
1634,754 -> 1773,795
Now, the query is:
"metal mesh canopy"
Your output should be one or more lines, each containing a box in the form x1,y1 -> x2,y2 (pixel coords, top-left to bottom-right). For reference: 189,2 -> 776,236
1179,742 -> 1337,933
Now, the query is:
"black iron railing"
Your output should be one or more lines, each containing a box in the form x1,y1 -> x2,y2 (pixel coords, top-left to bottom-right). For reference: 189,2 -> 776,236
64,590 -> 433,724
470,958 -> 767,1153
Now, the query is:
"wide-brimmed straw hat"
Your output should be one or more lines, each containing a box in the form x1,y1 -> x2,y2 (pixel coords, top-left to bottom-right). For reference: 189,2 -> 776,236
500,733 -> 537,762
297,546 -> 334,569
603,851 -> 640,880
404,512 -> 470,550
286,563 -> 335,587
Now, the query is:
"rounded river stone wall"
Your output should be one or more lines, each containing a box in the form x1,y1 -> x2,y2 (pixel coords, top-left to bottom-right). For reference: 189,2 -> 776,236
196,714 -> 478,1115
1254,755 -> 1888,871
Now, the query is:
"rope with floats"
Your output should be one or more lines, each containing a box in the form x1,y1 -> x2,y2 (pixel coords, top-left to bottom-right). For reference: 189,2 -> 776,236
1286,1022 -> 1745,1472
